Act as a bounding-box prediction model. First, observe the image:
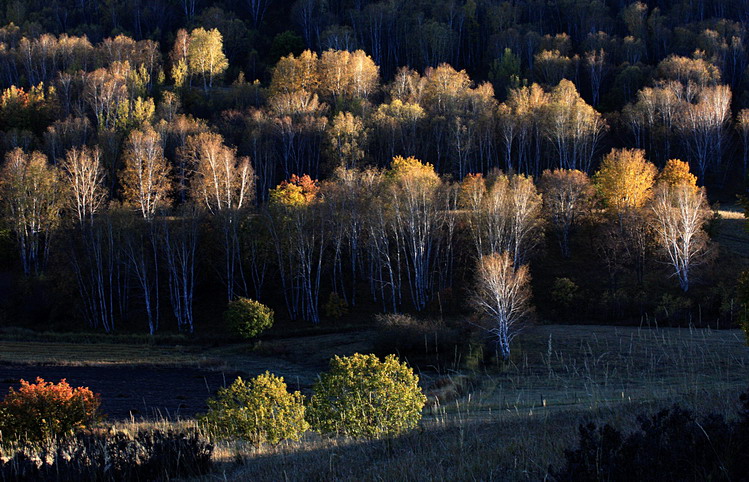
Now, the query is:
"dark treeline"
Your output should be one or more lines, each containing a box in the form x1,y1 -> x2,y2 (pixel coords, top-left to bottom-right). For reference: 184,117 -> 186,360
0,0 -> 745,333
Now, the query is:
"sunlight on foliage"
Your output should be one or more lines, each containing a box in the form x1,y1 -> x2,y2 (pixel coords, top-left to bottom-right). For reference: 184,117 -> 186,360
308,353 -> 426,438
200,373 -> 308,445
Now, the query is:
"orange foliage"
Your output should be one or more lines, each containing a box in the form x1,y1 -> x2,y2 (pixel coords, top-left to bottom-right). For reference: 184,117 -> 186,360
270,174 -> 320,207
0,377 -> 101,442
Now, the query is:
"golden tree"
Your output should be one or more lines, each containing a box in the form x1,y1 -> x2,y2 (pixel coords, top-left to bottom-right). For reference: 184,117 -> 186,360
594,148 -> 657,216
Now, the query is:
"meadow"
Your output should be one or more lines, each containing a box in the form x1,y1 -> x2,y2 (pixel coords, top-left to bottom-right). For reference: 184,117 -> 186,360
2,321 -> 746,480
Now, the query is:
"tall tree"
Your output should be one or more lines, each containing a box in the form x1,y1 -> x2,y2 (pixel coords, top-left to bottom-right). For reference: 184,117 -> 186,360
61,146 -> 107,226
539,169 -> 593,257
0,148 -> 63,275
651,181 -> 710,292
120,128 -> 171,220
186,132 -> 254,301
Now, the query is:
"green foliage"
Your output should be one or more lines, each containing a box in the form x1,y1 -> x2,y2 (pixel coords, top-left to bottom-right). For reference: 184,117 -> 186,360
551,277 -> 579,309
200,373 -> 308,445
323,292 -> 348,319
224,297 -> 274,340
0,378 -> 101,443
307,353 -> 426,438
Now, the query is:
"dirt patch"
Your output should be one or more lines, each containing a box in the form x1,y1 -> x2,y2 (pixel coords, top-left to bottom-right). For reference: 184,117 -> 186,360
0,364 -> 243,421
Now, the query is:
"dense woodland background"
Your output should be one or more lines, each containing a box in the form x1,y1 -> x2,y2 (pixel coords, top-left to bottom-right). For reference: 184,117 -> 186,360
0,0 -> 747,334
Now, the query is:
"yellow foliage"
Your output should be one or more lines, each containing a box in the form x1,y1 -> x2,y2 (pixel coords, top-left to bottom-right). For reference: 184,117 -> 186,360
657,159 -> 698,193
386,155 -> 439,185
200,372 -> 308,445
307,353 -> 426,438
594,148 -> 657,214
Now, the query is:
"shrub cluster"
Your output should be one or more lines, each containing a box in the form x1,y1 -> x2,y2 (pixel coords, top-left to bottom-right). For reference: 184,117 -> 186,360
555,389 -> 749,481
200,372 -> 308,445
307,353 -> 427,438
0,428 -> 213,480
203,353 -> 427,445
224,297 -> 274,340
0,378 -> 101,443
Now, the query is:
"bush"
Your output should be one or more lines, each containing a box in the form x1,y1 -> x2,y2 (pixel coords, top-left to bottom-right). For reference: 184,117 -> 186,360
0,428 -> 213,480
323,292 -> 348,318
0,378 -> 101,443
307,353 -> 426,438
224,297 -> 274,340
555,389 -> 749,481
551,277 -> 579,309
199,372 -> 308,445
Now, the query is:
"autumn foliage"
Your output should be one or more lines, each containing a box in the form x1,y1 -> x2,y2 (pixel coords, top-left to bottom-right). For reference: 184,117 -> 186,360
0,378 -> 101,443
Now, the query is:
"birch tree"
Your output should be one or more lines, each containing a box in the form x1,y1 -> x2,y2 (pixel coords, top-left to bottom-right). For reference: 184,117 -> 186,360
0,148 -> 63,276
651,166 -> 709,292
539,169 -> 593,257
472,251 -> 532,360
186,132 -> 254,301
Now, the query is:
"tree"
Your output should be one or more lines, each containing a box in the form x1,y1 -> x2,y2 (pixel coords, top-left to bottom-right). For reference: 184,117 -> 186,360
186,132 -> 254,301
594,148 -> 657,285
267,174 -> 326,322
461,172 -> 543,266
542,79 -> 606,173
307,353 -> 426,438
539,169 -> 594,257
0,148 -> 63,275
61,146 -> 107,226
472,251 -> 532,360
657,159 -> 698,191
676,85 -> 731,180
187,28 -> 229,91
594,148 -> 657,216
737,109 -> 749,177
651,182 -> 710,292
325,111 -> 366,170
161,205 -> 200,333
385,156 -> 451,310
120,128 -> 171,220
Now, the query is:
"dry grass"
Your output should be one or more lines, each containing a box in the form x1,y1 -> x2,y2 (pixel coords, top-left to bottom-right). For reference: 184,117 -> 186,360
715,205 -> 749,262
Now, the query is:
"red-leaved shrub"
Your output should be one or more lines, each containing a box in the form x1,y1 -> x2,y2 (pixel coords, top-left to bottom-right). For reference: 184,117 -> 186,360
0,377 -> 101,442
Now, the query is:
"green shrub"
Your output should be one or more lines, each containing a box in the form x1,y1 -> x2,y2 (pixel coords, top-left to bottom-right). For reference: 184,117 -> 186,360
224,297 -> 274,340
551,277 -> 579,308
323,292 -> 348,318
307,353 -> 426,438
0,378 -> 101,443
199,372 -> 308,445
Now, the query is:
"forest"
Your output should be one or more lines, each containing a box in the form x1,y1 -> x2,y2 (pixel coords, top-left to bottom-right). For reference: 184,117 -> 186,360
0,0 -> 747,334
0,0 -> 749,480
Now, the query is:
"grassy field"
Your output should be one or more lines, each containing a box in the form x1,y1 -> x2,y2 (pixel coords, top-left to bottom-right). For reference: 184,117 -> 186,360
0,340 -> 225,367
3,322 -> 746,480
209,324 -> 749,480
